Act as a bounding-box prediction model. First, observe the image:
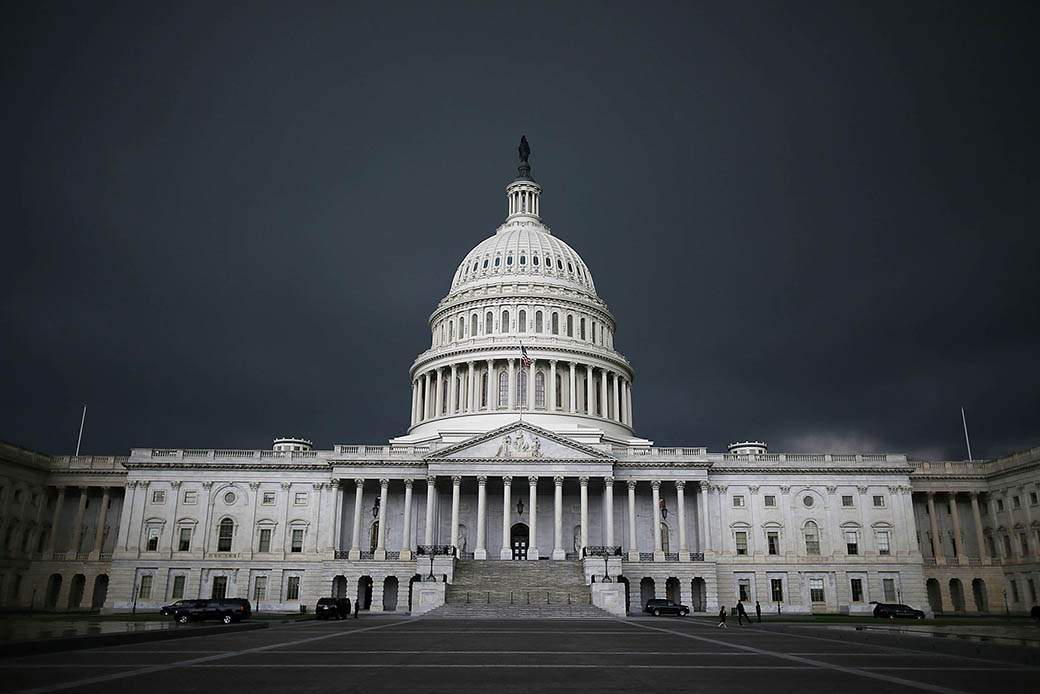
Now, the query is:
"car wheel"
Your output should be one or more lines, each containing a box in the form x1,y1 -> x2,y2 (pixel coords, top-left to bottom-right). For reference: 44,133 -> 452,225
177,614 -> 189,624
653,608 -> 661,617
888,614 -> 895,619
222,614 -> 233,624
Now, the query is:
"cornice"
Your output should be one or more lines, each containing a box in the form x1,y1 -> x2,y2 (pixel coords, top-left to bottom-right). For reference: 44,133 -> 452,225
122,462 -> 331,471
710,466 -> 912,475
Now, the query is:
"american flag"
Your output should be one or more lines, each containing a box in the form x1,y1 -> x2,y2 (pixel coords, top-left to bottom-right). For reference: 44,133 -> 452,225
520,344 -> 532,366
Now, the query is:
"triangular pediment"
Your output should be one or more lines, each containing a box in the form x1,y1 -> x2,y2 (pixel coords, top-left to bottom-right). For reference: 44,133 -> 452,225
427,421 -> 614,461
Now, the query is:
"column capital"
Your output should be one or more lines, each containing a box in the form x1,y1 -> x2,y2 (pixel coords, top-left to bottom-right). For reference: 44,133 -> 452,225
313,482 -> 324,491
452,475 -> 462,485
467,359 -> 475,367
749,485 -> 759,494
699,481 -> 709,492
330,479 -> 340,490
926,490 -> 936,499
650,480 -> 661,490
627,480 -> 637,491
477,476 -> 488,485
508,358 -> 516,365
426,475 -> 437,485
549,358 -> 558,365
201,481 -> 212,489
170,480 -> 182,489
825,485 -> 837,494
78,485 -> 89,493
528,476 -> 539,486
579,476 -> 589,487
404,478 -> 414,489
554,476 -> 564,486
675,480 -> 685,491
502,475 -> 513,485
355,478 -> 365,488
856,485 -> 868,495
281,482 -> 291,490
248,481 -> 260,491
604,476 -> 614,486
779,485 -> 791,494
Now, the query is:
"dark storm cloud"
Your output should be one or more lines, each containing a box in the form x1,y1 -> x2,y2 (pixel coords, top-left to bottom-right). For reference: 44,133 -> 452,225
2,1 -> 1038,460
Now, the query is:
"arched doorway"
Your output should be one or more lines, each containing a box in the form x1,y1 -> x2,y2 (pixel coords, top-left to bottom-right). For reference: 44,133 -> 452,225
691,577 -> 707,612
617,576 -> 630,613
383,576 -> 399,611
665,577 -> 680,603
67,574 -> 86,609
639,577 -> 655,610
971,578 -> 987,612
357,575 -> 372,610
332,575 -> 347,598
949,578 -> 965,612
510,523 -> 529,560
45,574 -> 62,609
660,523 -> 670,553
91,575 -> 109,609
926,578 -> 942,613
408,574 -> 421,612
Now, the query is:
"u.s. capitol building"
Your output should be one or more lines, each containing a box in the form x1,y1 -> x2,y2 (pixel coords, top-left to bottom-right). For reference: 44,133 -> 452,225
1,142 -> 1037,617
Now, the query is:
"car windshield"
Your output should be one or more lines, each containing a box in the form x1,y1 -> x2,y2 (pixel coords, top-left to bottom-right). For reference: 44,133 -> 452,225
318,598 -> 336,604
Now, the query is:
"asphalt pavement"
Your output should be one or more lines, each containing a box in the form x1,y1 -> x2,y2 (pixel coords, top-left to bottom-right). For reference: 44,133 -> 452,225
0,615 -> 1036,694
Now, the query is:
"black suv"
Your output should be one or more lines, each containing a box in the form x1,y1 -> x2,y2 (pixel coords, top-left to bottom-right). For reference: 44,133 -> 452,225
315,597 -> 350,619
872,602 -> 925,619
173,598 -> 252,624
644,598 -> 690,616
159,599 -> 202,616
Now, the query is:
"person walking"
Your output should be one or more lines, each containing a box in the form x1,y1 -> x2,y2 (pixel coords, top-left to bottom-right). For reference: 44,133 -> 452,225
737,600 -> 750,625
354,598 -> 361,619
717,605 -> 727,628
338,597 -> 351,620
755,600 -> 762,623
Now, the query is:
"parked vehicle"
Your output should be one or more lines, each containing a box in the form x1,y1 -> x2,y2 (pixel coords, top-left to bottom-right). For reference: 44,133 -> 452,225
872,602 -> 925,619
160,599 -> 203,616
173,598 -> 252,624
315,597 -> 350,619
644,598 -> 689,617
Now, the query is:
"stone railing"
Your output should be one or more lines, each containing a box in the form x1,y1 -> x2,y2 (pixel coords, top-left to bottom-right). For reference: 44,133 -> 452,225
50,455 -> 128,470
909,460 -> 989,475
612,447 -> 707,458
717,453 -> 902,464
413,335 -> 633,369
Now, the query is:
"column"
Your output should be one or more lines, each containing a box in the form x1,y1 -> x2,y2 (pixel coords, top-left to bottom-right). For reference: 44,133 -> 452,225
926,492 -> 945,564
970,492 -> 989,562
1021,486 -> 1037,557
89,487 -> 111,559
625,381 -> 633,426
475,476 -> 488,559
68,486 -> 89,554
508,358 -> 517,409
619,378 -> 627,424
612,373 -> 621,421
604,477 -> 615,548
349,479 -> 364,560
423,371 -> 432,420
627,481 -> 638,561
568,362 -> 576,412
434,368 -> 444,417
410,381 -> 417,425
698,481 -> 712,552
552,476 -> 565,559
527,476 -> 539,559
987,494 -> 1006,559
500,476 -> 513,559
549,360 -> 557,412
651,480 -> 664,561
400,479 -> 413,560
485,359 -> 494,409
676,481 -> 688,558
331,480 -> 344,552
585,364 -> 593,414
424,476 -> 436,546
45,486 -> 66,556
467,361 -> 476,412
449,364 -> 458,414
374,479 -> 389,560
579,477 -> 589,553
599,370 -> 608,418
949,492 -> 965,564
450,476 -> 461,554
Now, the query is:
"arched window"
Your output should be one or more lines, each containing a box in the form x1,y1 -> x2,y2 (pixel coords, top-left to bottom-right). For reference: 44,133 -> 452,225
556,374 -> 563,408
471,314 -> 477,336
519,255 -> 526,265
498,371 -> 508,408
518,310 -> 526,333
580,318 -> 586,340
217,518 -> 234,552
660,523 -> 670,553
481,372 -> 488,407
552,312 -> 559,334
804,521 -> 820,555
535,311 -> 543,332
567,315 -> 574,337
533,255 -> 539,266
441,383 -> 448,413
494,257 -> 501,267
459,316 -> 465,338
501,310 -> 510,332
449,322 -> 453,342
454,377 -> 462,410
535,371 -> 545,408
485,312 -> 493,334
591,321 -> 596,343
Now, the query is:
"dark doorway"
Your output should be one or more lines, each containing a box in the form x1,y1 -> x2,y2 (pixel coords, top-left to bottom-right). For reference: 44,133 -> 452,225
383,576 -> 399,611
44,574 -> 62,608
91,575 -> 109,609
618,576 -> 631,613
211,576 -> 228,599
639,577 -> 655,610
971,578 -> 987,612
511,523 -> 529,560
68,574 -> 86,609
358,575 -> 373,609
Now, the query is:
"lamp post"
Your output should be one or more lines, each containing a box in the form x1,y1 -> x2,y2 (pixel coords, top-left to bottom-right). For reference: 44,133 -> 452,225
427,551 -> 436,582
1003,589 -> 1009,621
602,551 -> 611,582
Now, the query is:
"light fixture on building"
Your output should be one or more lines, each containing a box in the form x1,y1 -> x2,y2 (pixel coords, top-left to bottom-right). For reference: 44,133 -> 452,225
372,497 -> 380,519
516,498 -> 525,515
659,498 -> 668,519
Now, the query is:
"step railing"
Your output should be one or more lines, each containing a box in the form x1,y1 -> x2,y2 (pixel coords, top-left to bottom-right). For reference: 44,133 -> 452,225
446,589 -> 592,605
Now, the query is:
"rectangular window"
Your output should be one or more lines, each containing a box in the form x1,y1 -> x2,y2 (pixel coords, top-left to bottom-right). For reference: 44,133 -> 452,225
294,492 -> 308,506
877,531 -> 890,556
767,531 -> 779,555
841,495 -> 854,508
1010,580 -> 1019,603
845,530 -> 858,555
183,490 -> 197,504
770,578 -> 784,602
212,576 -> 227,599
253,576 -> 267,603
258,528 -> 272,553
171,575 -> 185,600
1013,496 -> 1021,509
735,531 -> 748,555
286,576 -> 300,601
291,529 -> 304,553
151,490 -> 166,504
805,528 -> 820,555
882,578 -> 896,602
1021,534 -> 1029,555
732,495 -> 745,508
872,495 -> 885,508
764,495 -> 776,508
178,527 -> 191,552
1029,579 -> 1037,604
850,578 -> 863,602
262,491 -> 276,505
146,527 -> 160,552
1030,491 -> 1038,505
1003,535 -> 1012,555
138,575 -> 153,600
809,578 -> 825,603
737,579 -> 750,602
997,499 -> 1005,511
217,522 -> 233,552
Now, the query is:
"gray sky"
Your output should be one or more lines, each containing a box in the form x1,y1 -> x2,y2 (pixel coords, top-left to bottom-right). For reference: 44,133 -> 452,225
3,1 -> 1038,460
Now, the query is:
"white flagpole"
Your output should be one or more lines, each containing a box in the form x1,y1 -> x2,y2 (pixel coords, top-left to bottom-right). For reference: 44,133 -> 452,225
75,405 -> 87,456
518,342 -> 524,422
961,407 -> 973,462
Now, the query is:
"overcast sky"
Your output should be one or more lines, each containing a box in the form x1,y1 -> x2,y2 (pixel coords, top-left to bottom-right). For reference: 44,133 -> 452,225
3,1 -> 1038,460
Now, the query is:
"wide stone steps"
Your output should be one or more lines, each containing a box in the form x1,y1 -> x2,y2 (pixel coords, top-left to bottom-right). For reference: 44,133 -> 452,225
426,603 -> 613,619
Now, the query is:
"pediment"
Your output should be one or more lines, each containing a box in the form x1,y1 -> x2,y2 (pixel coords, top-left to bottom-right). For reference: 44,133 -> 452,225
427,421 -> 614,461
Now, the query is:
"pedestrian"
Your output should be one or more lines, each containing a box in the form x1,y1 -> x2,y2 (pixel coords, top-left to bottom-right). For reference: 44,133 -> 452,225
737,600 -> 750,625
338,597 -> 350,620
717,605 -> 727,628
755,600 -> 762,623
354,598 -> 360,619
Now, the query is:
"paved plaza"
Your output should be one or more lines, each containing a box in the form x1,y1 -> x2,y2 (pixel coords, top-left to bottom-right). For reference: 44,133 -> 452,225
1,617 -> 1037,694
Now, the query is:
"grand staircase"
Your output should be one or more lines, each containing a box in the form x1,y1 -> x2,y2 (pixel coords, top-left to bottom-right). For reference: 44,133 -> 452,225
425,560 -> 612,618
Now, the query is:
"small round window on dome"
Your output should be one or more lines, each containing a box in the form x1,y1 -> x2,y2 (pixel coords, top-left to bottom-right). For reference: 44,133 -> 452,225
532,256 -> 539,265
519,255 -> 526,265
483,259 -> 489,269
494,257 -> 500,267
507,256 -> 513,265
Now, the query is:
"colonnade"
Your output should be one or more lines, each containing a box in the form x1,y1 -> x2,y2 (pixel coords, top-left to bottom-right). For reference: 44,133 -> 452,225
922,487 -> 1040,564
0,485 -> 114,560
410,359 -> 633,426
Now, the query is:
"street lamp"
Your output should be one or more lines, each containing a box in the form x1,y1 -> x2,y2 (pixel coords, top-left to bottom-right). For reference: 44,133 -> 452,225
516,498 -> 524,515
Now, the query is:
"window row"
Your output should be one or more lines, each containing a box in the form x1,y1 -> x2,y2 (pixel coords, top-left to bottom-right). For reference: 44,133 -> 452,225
433,308 -> 612,348
731,493 -> 887,509
456,251 -> 589,284
139,571 -> 305,603
731,523 -> 892,557
734,573 -> 901,605
148,489 -> 310,506
142,519 -> 310,554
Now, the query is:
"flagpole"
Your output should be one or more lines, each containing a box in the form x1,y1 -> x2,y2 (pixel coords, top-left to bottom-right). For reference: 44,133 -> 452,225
75,405 -> 87,456
518,341 -> 523,423
961,406 -> 973,462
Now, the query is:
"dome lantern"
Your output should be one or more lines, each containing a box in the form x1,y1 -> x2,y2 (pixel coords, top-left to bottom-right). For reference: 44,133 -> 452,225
505,135 -> 543,226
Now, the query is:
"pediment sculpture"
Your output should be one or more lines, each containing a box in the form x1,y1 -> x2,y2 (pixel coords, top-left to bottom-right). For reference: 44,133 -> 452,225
495,431 -> 542,458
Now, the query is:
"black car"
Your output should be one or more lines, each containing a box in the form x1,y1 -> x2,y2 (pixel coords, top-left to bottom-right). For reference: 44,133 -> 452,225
173,598 -> 252,624
160,599 -> 202,616
315,597 -> 350,619
872,602 -> 925,619
644,598 -> 689,616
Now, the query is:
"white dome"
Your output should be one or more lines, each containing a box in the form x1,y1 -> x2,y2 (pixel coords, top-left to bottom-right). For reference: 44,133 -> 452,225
450,227 -> 596,295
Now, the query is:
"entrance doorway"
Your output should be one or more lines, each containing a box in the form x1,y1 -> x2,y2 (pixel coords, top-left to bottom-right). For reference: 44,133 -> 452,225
358,576 -> 373,609
212,576 -> 228,599
511,523 -> 529,560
